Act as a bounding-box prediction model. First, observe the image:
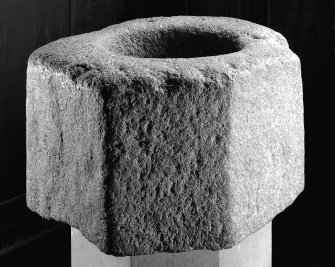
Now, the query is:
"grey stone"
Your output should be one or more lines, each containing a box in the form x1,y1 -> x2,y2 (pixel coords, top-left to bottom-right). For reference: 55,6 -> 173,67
26,16 -> 304,256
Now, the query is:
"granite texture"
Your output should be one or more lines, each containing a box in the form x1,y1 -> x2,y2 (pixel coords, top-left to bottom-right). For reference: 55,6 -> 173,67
26,16 -> 304,256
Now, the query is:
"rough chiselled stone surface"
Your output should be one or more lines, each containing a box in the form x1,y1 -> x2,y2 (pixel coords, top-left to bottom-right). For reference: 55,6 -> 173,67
26,16 -> 304,256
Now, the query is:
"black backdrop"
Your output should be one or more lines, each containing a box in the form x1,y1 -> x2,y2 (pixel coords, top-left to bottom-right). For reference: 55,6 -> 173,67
0,0 -> 333,266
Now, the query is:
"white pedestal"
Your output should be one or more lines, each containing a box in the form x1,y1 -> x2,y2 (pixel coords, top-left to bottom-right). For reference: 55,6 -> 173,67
71,223 -> 271,267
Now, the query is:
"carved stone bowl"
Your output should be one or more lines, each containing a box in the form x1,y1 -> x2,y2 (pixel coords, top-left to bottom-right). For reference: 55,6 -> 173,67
26,16 -> 304,256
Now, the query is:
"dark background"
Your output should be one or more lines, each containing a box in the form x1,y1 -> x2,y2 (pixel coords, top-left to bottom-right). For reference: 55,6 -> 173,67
0,0 -> 333,266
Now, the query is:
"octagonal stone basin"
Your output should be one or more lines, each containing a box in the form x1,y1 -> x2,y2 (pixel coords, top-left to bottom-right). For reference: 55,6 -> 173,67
26,16 -> 304,256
